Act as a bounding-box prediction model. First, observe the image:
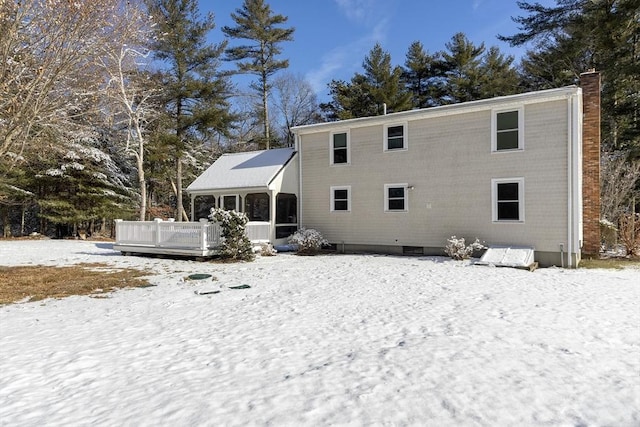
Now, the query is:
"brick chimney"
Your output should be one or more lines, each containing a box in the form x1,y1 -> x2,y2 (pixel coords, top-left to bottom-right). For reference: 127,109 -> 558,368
580,70 -> 601,256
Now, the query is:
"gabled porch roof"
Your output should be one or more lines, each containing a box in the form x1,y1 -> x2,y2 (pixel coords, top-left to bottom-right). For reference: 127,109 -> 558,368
186,148 -> 296,194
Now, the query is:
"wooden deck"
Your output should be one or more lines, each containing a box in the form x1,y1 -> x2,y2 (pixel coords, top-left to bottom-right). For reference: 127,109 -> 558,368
113,219 -> 270,257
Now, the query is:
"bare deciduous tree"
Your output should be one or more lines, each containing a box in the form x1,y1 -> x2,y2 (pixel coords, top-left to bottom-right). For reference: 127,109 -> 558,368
270,73 -> 320,146
0,0 -> 139,159
601,152 -> 640,225
97,2 -> 159,220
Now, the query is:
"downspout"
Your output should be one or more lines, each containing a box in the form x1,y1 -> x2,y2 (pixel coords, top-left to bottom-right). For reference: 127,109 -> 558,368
567,94 -> 573,268
566,90 -> 583,268
573,90 -> 583,265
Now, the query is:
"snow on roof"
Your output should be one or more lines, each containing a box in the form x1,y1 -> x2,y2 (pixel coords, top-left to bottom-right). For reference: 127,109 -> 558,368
186,148 -> 296,192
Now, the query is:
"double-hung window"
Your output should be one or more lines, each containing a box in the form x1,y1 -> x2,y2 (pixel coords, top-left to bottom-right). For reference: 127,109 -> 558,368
384,123 -> 407,151
492,108 -> 523,151
330,131 -> 349,165
384,184 -> 408,212
330,186 -> 351,212
492,178 -> 524,222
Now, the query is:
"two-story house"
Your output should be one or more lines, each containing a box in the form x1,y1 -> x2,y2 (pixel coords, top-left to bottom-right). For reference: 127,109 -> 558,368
181,72 -> 600,267
290,72 -> 601,267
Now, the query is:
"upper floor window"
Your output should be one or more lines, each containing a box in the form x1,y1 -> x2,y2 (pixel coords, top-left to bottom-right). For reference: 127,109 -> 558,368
492,108 -> 523,151
492,178 -> 525,222
330,131 -> 349,165
384,184 -> 408,212
384,123 -> 407,151
330,186 -> 351,212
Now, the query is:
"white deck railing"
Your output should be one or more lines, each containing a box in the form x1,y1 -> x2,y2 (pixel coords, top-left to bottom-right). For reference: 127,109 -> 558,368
115,219 -> 271,250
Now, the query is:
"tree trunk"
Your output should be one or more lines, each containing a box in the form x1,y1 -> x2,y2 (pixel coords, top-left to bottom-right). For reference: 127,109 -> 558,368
137,157 -> 146,221
176,157 -> 183,221
263,70 -> 270,149
21,205 -> 25,236
1,205 -> 10,238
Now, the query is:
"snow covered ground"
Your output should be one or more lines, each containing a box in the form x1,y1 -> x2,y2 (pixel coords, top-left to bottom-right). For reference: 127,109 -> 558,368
0,240 -> 638,426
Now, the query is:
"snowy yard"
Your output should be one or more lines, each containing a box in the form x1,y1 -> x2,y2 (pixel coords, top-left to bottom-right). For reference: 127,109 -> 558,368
0,240 -> 638,426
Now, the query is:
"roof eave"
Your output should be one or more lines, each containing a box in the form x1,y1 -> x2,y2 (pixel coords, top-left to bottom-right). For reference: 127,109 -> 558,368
292,86 -> 580,135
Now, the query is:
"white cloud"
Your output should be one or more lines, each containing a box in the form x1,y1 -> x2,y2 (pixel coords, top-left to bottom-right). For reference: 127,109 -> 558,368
334,0 -> 379,24
305,19 -> 388,97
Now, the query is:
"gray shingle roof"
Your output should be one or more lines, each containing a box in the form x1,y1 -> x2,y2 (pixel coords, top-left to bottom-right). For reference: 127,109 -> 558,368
186,148 -> 296,192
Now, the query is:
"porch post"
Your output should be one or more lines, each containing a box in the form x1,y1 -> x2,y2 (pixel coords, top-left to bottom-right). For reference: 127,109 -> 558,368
200,219 -> 207,250
114,219 -> 122,244
271,191 -> 277,244
154,218 -> 162,246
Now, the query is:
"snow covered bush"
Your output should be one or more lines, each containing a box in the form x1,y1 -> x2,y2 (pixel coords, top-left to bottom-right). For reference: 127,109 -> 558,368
444,236 -> 486,260
209,208 -> 255,261
600,218 -> 618,251
288,228 -> 329,255
255,243 -> 277,257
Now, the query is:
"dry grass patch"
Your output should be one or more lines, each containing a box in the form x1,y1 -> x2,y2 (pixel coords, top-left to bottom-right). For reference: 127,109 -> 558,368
0,263 -> 152,305
580,257 -> 640,270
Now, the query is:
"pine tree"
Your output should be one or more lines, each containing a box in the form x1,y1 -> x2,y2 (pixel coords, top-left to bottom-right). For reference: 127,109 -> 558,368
320,77 -> 378,121
361,43 -> 413,115
499,0 -> 640,155
478,46 -> 520,99
31,131 -> 135,236
320,44 -> 411,120
439,33 -> 486,104
222,0 -> 295,149
145,0 -> 234,221
403,41 -> 441,108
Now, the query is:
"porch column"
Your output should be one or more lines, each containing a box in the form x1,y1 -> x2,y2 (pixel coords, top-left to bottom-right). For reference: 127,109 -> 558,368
270,191 -> 277,243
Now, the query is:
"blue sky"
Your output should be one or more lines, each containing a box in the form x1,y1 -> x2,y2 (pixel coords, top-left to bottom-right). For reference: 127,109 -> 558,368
201,0 -> 555,101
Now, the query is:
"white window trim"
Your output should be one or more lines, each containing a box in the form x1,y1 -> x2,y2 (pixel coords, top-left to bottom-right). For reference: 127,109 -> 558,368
491,107 -> 524,152
384,183 -> 408,212
330,185 -> 351,212
383,122 -> 408,152
329,130 -> 350,165
491,177 -> 525,223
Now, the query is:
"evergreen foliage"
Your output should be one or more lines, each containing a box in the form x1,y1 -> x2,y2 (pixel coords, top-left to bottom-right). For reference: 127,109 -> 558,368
145,0 -> 234,220
32,131 -> 135,230
321,44 -> 413,120
500,0 -> 640,156
403,41 -> 441,108
361,43 -> 413,114
223,0 -> 295,148
322,35 -> 520,119
209,208 -> 255,261
439,33 -> 486,104
2,1 -> 637,241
